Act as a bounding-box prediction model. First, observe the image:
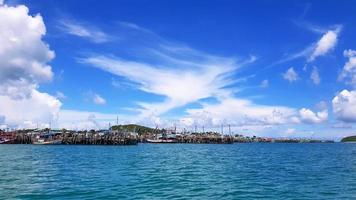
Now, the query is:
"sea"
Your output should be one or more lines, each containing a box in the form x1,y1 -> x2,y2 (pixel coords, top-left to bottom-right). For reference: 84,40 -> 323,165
0,143 -> 355,199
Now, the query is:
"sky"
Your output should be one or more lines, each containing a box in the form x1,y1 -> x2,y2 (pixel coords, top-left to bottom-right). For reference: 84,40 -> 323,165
1,0 -> 356,140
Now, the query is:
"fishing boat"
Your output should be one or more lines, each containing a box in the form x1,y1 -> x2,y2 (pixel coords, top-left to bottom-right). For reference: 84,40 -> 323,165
33,139 -> 62,145
146,138 -> 177,143
146,132 -> 177,143
0,138 -> 13,144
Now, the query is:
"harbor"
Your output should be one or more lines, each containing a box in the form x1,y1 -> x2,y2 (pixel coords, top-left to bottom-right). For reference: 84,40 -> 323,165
0,124 -> 334,145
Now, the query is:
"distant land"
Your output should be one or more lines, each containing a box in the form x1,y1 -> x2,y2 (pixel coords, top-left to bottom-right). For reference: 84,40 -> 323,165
341,136 -> 356,143
111,124 -> 157,135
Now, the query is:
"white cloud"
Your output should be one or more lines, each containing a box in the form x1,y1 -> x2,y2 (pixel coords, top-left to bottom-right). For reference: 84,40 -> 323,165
56,91 -> 66,100
260,79 -> 269,88
81,23 -> 328,133
58,20 -> 109,43
310,66 -> 321,85
56,109 -> 137,130
0,89 -> 61,128
183,97 -> 298,127
93,94 -> 106,105
0,0 -> 4,5
299,108 -> 328,124
332,90 -> 356,122
286,128 -> 295,134
0,4 -> 55,99
315,101 -> 328,110
82,49 -> 244,117
0,3 -> 61,128
308,28 -> 340,62
270,27 -> 341,67
283,67 -> 299,82
339,49 -> 356,87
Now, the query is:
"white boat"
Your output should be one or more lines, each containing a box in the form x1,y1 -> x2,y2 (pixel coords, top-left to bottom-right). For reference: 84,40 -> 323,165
33,139 -> 62,145
0,139 -> 12,144
146,138 -> 177,143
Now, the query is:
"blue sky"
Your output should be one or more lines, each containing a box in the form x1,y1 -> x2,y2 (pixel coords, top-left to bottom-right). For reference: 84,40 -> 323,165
1,0 -> 356,139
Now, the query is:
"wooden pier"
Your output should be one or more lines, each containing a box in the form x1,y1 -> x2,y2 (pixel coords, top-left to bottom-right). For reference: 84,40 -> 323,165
0,131 -> 138,145
61,133 -> 138,145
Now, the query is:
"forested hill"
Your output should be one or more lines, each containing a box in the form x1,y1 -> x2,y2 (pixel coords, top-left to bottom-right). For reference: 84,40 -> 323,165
111,124 -> 158,135
341,136 -> 356,142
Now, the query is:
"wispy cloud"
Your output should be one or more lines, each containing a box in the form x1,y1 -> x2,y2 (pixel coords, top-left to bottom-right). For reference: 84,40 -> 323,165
76,23 -> 265,122
56,91 -> 66,100
79,22 -> 326,131
308,27 -> 341,62
82,52 -> 240,116
269,25 -> 341,68
93,94 -> 106,105
58,19 -> 110,43
260,79 -> 269,88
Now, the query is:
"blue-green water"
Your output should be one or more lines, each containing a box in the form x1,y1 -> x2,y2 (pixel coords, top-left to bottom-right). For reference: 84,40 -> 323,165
0,143 -> 355,199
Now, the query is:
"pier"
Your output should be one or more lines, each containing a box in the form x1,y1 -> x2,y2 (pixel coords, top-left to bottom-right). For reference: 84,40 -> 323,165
0,129 -> 138,145
0,125 -> 334,145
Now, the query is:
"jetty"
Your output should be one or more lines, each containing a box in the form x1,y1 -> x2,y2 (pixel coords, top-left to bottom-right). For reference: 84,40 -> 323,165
0,124 -> 335,145
0,129 -> 138,145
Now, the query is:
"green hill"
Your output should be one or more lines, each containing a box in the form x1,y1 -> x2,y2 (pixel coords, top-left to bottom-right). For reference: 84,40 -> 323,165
111,124 -> 158,135
341,135 -> 356,142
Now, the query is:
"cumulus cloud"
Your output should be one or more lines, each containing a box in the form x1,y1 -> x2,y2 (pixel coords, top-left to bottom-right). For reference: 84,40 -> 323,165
58,19 -> 110,43
0,4 -> 55,99
0,3 -> 61,128
283,67 -> 299,82
332,90 -> 356,122
310,66 -> 321,85
0,89 -> 61,128
93,94 -> 106,105
339,49 -> 356,87
308,28 -> 340,62
183,97 -> 298,127
299,108 -> 328,124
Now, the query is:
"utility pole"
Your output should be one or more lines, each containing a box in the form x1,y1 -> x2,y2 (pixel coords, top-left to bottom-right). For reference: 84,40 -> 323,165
229,124 -> 231,135
194,125 -> 197,133
116,115 -> 118,125
202,125 -> 205,133
221,124 -> 224,135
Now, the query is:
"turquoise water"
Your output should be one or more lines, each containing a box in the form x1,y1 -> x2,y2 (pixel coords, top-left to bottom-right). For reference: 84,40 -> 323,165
0,143 -> 355,199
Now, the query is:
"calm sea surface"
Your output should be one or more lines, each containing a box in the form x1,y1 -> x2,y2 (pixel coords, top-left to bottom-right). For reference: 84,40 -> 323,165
0,143 -> 355,199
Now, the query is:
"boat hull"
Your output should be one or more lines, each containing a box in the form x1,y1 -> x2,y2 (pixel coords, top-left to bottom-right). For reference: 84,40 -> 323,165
33,140 -> 62,145
146,139 -> 177,143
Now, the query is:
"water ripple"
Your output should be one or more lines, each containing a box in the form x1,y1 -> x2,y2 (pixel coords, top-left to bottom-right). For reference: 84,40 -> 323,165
0,143 -> 355,199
